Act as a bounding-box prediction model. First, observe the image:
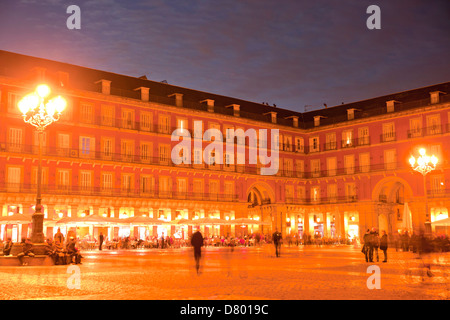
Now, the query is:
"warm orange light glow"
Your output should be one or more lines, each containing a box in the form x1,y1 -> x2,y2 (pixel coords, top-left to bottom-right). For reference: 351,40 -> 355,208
36,84 -> 51,98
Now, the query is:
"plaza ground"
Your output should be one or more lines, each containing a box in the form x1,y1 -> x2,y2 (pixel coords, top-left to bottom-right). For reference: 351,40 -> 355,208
0,245 -> 448,300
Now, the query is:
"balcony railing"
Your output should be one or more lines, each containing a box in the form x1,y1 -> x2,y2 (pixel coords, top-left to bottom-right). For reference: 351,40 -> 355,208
0,182 -> 239,202
285,195 -> 358,205
0,141 -> 423,179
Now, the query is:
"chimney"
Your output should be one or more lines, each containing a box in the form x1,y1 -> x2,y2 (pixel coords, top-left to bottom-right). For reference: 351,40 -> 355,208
314,116 -> 321,127
134,87 -> 150,102
201,99 -> 214,112
264,111 -> 277,124
95,79 -> 111,95
226,104 -> 240,117
429,91 -> 445,104
285,116 -> 299,128
386,100 -> 399,113
169,93 -> 183,107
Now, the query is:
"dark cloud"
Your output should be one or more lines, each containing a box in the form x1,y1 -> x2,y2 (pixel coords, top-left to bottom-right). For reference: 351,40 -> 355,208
0,0 -> 448,112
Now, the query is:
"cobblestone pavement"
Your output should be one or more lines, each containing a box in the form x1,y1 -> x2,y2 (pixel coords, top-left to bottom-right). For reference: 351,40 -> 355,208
0,245 -> 448,300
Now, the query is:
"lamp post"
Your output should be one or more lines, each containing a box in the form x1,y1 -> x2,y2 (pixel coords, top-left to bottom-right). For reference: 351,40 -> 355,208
409,148 -> 438,233
18,84 -> 66,245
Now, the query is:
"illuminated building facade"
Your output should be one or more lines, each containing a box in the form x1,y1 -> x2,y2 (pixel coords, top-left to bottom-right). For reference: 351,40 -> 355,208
0,50 -> 449,242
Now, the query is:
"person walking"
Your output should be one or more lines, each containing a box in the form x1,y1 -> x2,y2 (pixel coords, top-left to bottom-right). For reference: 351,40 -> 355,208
191,229 -> 204,274
372,228 -> 380,262
363,229 -> 373,262
380,230 -> 388,262
99,232 -> 104,251
272,230 -> 282,257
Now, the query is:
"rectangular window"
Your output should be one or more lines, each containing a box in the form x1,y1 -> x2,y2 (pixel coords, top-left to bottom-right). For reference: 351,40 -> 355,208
209,180 -> 219,199
121,140 -> 134,161
327,184 -> 337,202
344,154 -> 355,174
80,136 -> 95,158
430,175 -> 444,195
285,185 -> 294,202
101,105 -> 114,126
297,186 -> 306,202
102,137 -> 113,159
140,112 -> 153,131
7,92 -> 20,113
57,170 -> 70,191
295,160 -> 304,178
311,159 -> 321,177
224,181 -> 234,200
294,137 -> 304,153
8,128 -> 23,152
7,166 -> 21,192
158,114 -> 170,134
158,176 -> 172,196
359,152 -> 370,173
358,127 -> 370,146
325,133 -> 336,150
80,103 -> 94,124
159,144 -> 170,164
79,171 -> 92,191
426,114 -> 441,135
311,186 -> 320,202
327,157 -> 337,176
309,136 -> 320,153
382,123 -> 395,142
283,159 -> 293,176
284,136 -> 292,152
102,173 -> 113,190
57,133 -> 70,156
409,118 -> 422,138
384,149 -> 397,170
345,183 -> 356,200
342,130 -> 353,148
122,174 -> 133,192
192,179 -> 203,199
176,178 -> 188,197
140,142 -> 152,163
122,109 -> 134,129
141,175 -> 154,194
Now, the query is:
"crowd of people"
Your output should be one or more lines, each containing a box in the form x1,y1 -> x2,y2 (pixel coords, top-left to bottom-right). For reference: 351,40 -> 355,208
0,228 -> 83,266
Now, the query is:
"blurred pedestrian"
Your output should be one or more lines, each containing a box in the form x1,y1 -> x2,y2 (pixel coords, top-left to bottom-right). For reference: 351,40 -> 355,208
363,229 -> 373,262
371,228 -> 380,262
191,229 -> 204,274
99,232 -> 104,251
380,230 -> 388,262
272,230 -> 282,257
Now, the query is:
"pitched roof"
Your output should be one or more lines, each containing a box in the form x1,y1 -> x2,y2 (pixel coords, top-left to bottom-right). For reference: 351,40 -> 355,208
0,50 -> 448,129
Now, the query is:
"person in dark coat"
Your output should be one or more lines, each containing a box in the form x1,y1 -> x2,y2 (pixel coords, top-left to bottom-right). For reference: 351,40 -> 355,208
66,237 -> 82,264
2,238 -> 13,256
371,228 -> 380,262
272,230 -> 282,257
191,230 -> 204,274
17,238 -> 35,265
54,228 -> 65,245
363,229 -> 373,262
99,232 -> 104,251
380,230 -> 388,262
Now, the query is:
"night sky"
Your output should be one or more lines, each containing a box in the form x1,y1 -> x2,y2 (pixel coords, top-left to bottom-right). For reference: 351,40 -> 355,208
0,0 -> 449,112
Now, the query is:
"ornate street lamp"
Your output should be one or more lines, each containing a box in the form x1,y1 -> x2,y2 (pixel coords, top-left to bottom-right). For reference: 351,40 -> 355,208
18,84 -> 66,245
409,148 -> 438,233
